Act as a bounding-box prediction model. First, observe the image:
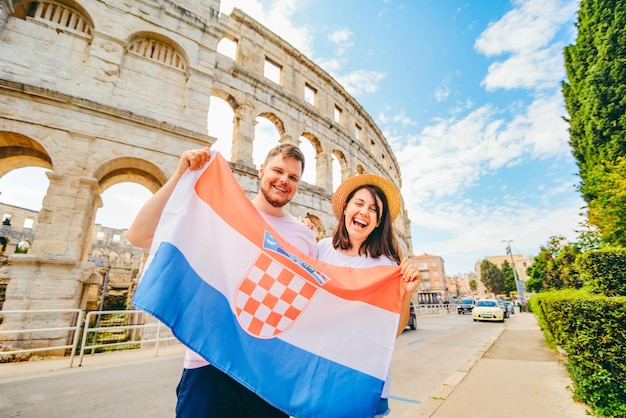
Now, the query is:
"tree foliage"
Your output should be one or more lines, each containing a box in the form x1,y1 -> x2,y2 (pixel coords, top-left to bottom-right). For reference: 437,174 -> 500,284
526,236 -> 583,292
580,157 -> 626,247
563,0 -> 626,185
480,259 -> 505,295
500,260 -> 517,294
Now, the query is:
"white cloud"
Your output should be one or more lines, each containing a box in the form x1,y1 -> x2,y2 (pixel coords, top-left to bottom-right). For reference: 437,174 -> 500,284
385,90 -> 573,235
506,92 -> 571,157
315,57 -> 344,74
337,70 -> 387,96
434,83 -> 450,102
328,28 -> 354,56
475,0 -> 578,91
475,0 -> 577,56
481,44 -> 568,91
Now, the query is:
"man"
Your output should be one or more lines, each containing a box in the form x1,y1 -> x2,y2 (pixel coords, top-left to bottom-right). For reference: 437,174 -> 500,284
126,143 -> 317,417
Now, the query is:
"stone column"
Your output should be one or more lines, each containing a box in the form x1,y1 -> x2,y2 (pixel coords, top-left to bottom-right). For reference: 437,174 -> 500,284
30,172 -> 101,260
231,104 -> 255,164
0,1 -> 13,35
183,70 -> 216,139
1,172 -> 102,352
280,132 -> 295,145
317,151 -> 333,192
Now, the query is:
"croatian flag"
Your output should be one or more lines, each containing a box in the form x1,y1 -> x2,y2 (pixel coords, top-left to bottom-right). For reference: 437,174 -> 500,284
132,152 -> 405,418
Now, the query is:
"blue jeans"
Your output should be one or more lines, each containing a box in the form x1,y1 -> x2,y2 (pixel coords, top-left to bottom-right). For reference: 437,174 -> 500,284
375,397 -> 391,416
176,364 -> 288,418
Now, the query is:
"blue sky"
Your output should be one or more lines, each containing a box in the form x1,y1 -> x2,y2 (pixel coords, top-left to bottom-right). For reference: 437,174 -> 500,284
0,0 -> 585,276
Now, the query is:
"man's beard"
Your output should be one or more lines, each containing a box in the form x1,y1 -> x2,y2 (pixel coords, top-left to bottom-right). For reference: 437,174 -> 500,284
261,185 -> 290,208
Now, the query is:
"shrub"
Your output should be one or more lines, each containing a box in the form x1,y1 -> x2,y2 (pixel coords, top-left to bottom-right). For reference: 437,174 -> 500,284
531,290 -> 626,417
576,248 -> 626,297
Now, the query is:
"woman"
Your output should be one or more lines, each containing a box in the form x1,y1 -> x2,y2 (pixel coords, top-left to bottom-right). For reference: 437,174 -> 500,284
318,173 -> 420,417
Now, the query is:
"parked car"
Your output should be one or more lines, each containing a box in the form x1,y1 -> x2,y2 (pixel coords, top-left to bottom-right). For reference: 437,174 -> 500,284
457,298 -> 475,315
504,300 -> 515,315
472,299 -> 505,322
407,303 -> 417,330
496,300 -> 511,318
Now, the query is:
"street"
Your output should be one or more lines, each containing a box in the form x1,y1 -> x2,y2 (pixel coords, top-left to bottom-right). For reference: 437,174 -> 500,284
0,313 -> 507,418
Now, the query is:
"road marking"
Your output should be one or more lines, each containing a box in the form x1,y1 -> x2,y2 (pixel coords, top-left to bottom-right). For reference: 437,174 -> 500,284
389,395 -> 422,404
421,341 -> 482,348
407,338 -> 426,345
407,338 -> 480,348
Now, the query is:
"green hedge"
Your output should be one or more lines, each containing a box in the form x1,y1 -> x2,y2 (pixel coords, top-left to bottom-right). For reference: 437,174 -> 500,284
531,290 -> 626,417
576,248 -> 626,297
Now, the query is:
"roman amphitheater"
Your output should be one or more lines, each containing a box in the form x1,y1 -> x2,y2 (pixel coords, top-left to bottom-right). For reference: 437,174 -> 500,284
0,0 -> 414,345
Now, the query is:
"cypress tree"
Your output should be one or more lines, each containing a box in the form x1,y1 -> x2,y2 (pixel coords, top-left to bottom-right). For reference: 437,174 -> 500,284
562,0 -> 626,189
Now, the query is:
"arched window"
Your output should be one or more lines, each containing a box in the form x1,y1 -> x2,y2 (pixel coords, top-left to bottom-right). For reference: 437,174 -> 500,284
14,1 -> 93,38
128,38 -> 187,71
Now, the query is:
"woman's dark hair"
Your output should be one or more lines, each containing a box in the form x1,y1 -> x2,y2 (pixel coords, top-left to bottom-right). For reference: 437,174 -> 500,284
332,184 -> 401,264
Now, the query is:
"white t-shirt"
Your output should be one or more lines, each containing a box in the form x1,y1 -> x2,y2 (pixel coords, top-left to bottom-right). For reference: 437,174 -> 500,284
183,211 -> 317,369
316,237 -> 397,398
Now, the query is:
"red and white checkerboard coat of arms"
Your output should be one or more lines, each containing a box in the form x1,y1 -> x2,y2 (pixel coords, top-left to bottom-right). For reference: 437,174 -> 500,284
234,250 -> 321,339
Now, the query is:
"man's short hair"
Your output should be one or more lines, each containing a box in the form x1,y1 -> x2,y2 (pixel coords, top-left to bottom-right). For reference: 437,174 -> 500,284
264,143 -> 306,173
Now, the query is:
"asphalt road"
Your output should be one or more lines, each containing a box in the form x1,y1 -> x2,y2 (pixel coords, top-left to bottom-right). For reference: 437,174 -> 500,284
0,313 -> 506,418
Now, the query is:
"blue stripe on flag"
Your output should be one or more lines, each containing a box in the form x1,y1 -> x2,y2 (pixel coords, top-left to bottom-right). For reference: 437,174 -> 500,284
132,242 -> 382,418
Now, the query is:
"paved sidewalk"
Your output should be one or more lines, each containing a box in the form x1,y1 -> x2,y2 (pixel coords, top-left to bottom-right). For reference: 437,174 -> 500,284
0,343 -> 186,380
410,312 -> 590,418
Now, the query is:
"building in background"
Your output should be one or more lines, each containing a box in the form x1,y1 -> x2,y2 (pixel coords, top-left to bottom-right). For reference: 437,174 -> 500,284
474,254 -> 534,298
414,253 -> 449,304
0,202 -> 146,311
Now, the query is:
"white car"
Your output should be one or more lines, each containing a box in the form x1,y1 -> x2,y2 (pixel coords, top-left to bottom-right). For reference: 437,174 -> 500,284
472,299 -> 505,322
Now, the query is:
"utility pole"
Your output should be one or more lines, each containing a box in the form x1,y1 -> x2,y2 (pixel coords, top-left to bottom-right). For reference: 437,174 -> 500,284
502,240 -> 526,299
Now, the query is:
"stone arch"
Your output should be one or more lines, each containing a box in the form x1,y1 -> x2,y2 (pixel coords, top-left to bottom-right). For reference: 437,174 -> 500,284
126,31 -> 189,73
15,239 -> 31,254
301,132 -> 323,155
332,149 -> 349,183
0,236 -> 9,253
107,251 -> 119,265
11,0 -> 95,38
251,110 -> 287,168
0,132 -> 52,177
208,88 -> 242,162
257,111 -> 286,139
299,132 -> 322,186
211,88 -> 242,112
94,157 -> 167,194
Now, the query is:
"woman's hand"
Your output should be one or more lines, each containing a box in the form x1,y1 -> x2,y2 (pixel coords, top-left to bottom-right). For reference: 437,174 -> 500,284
400,258 -> 420,283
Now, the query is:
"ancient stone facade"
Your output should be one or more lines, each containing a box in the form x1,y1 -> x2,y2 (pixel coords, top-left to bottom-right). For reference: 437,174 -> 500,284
0,0 -> 412,348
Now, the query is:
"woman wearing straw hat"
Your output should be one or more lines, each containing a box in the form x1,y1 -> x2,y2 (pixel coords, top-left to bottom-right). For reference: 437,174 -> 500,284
318,173 -> 421,417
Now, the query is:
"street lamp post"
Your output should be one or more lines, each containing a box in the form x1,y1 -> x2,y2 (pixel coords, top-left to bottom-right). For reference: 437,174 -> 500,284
502,240 -> 526,299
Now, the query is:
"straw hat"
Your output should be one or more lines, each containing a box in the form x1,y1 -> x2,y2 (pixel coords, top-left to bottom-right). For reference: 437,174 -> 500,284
332,173 -> 402,222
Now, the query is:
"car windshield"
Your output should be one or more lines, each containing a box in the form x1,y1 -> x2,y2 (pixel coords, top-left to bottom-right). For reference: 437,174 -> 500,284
477,301 -> 496,307
460,299 -> 473,304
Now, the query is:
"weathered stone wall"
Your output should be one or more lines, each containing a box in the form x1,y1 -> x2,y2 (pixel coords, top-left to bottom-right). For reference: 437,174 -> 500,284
0,0 -> 413,350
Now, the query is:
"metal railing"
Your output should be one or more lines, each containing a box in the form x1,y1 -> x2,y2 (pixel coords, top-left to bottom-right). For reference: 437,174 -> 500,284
0,309 -> 179,368
75,310 -> 177,367
414,303 -> 453,316
0,309 -> 84,365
